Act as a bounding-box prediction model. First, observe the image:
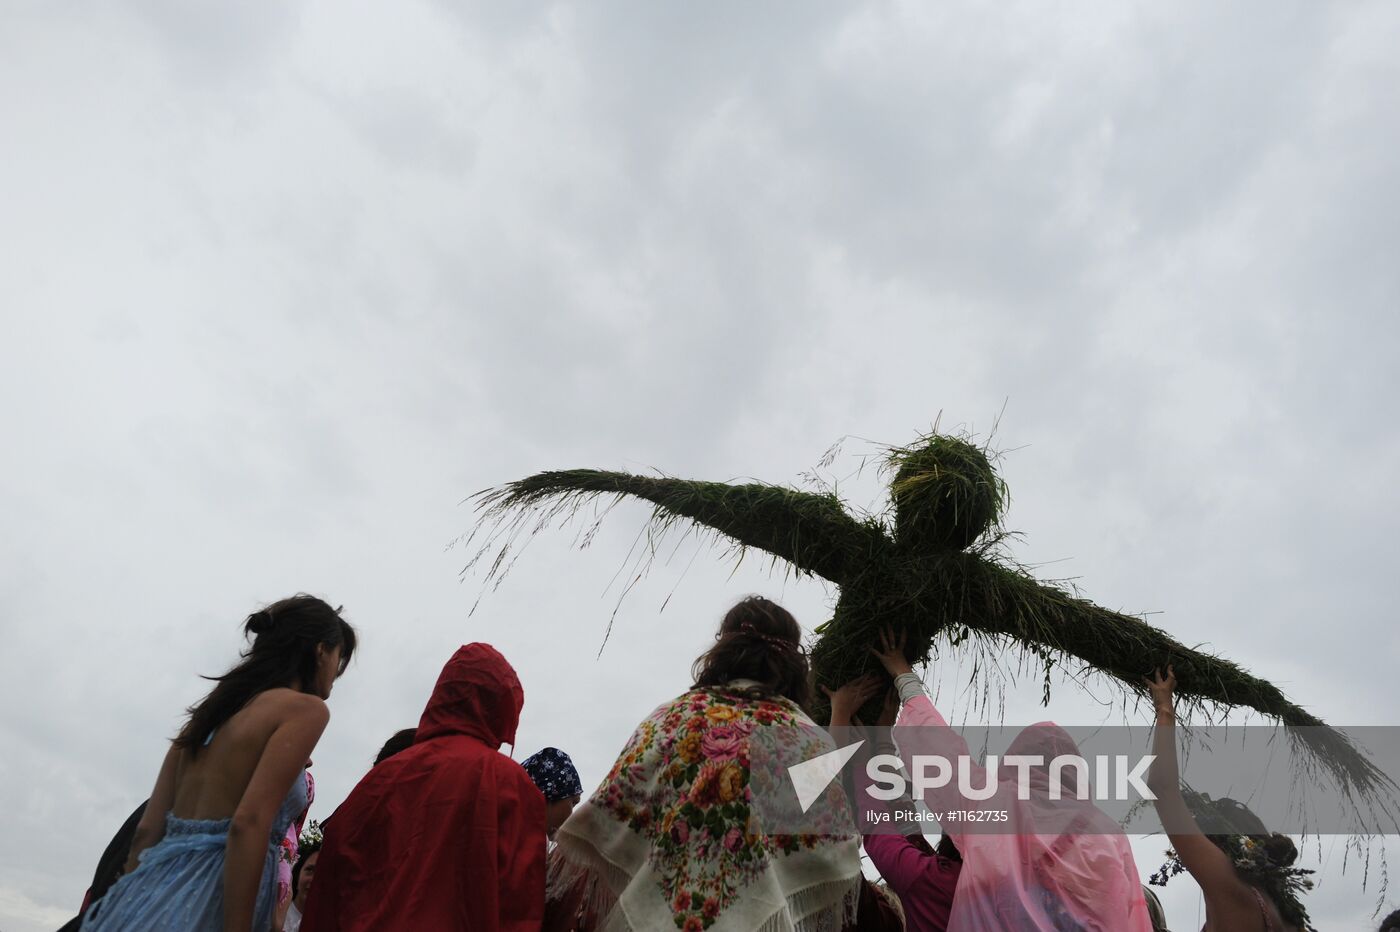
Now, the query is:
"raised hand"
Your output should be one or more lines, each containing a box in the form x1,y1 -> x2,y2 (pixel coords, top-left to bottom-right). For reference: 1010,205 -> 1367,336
822,674 -> 886,727
874,683 -> 900,728
1145,666 -> 1177,716
870,625 -> 913,678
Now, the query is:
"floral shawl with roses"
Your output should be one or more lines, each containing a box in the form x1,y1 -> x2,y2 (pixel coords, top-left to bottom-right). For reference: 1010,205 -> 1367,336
546,682 -> 862,932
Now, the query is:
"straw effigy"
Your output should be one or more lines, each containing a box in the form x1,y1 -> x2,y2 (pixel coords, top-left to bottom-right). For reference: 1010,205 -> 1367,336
466,430 -> 1395,816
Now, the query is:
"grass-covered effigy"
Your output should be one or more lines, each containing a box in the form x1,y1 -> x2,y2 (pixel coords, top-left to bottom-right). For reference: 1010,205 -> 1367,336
467,429 -> 1395,817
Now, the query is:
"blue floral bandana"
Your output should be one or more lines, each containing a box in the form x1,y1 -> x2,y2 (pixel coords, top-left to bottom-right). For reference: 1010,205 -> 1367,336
523,746 -> 583,802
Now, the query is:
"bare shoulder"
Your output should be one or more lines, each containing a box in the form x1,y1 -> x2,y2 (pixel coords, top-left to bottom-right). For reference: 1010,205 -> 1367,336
254,688 -> 330,725
1204,880 -> 1269,928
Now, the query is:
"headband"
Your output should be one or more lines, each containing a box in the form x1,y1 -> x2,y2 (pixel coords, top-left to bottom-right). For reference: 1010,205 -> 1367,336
737,621 -> 802,652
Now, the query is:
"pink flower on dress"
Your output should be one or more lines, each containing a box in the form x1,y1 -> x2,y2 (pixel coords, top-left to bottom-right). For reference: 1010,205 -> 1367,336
690,762 -> 723,806
701,724 -> 744,761
674,889 -> 692,911
723,827 -> 745,853
684,916 -> 704,932
703,896 -> 720,919
671,819 -> 690,844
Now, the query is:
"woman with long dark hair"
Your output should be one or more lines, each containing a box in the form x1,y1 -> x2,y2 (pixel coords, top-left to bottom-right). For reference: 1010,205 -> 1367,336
83,594 -> 356,931
1145,667 -> 1313,931
545,596 -> 869,932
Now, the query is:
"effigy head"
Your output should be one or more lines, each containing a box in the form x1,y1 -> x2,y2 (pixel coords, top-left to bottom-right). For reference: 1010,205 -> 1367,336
888,434 -> 1005,551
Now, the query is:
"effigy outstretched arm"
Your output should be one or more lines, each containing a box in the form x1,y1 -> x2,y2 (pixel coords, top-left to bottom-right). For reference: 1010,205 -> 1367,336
473,469 -> 887,584
907,555 -> 1390,805
805,552 -> 1390,805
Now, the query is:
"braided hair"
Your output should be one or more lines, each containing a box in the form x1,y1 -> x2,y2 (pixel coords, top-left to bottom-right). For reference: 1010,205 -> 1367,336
691,596 -> 811,709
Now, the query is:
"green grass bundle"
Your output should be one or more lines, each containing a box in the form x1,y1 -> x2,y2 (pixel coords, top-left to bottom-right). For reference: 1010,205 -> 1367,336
467,429 -> 1396,819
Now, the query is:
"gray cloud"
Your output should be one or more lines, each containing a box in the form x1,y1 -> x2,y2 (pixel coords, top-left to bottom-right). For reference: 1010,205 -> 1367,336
3,1 -> 1399,928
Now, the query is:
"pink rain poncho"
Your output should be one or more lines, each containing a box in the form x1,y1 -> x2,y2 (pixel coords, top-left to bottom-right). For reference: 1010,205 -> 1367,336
893,693 -> 1151,931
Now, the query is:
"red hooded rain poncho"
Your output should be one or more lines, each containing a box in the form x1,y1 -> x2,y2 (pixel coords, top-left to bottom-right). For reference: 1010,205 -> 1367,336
301,643 -> 546,931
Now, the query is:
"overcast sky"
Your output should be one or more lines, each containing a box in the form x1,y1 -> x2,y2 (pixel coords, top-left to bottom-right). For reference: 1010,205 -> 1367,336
3,1 -> 1399,929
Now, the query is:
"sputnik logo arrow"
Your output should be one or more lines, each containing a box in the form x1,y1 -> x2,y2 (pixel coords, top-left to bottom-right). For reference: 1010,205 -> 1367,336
789,740 -> 864,813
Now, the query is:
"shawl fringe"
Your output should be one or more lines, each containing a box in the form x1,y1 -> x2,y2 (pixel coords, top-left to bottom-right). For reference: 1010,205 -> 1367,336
547,841 -> 862,932
546,839 -> 625,929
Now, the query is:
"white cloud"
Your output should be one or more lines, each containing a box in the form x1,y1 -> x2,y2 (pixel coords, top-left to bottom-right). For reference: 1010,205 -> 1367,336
3,0 -> 1399,924
0,884 -> 74,932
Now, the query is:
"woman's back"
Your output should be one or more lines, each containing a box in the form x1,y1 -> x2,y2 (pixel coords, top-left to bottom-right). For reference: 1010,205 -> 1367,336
1201,883 -> 1297,932
83,691 -> 321,931
546,596 -> 864,932
171,688 -> 319,821
82,594 -> 352,931
549,684 -> 863,931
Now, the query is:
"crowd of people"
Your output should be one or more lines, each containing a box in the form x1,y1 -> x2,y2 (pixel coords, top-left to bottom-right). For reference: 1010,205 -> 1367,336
64,592 -> 1333,930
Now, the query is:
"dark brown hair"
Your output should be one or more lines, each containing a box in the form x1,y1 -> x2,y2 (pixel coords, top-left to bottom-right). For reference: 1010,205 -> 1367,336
1200,797 -> 1298,867
292,841 -> 321,900
174,594 -> 356,754
375,727 -> 418,765
691,596 -> 811,708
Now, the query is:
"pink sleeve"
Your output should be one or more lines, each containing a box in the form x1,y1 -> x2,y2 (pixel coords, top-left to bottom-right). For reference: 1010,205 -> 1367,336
862,834 -> 930,895
894,692 -> 942,728
850,730 -> 944,881
898,698 -> 1151,930
893,694 -> 998,848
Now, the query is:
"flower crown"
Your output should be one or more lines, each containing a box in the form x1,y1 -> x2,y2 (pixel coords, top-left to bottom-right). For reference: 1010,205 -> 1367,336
299,819 -> 324,850
1149,833 -> 1316,930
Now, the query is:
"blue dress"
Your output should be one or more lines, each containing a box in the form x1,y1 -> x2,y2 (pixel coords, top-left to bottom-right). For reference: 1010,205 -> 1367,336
82,762 -> 310,931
